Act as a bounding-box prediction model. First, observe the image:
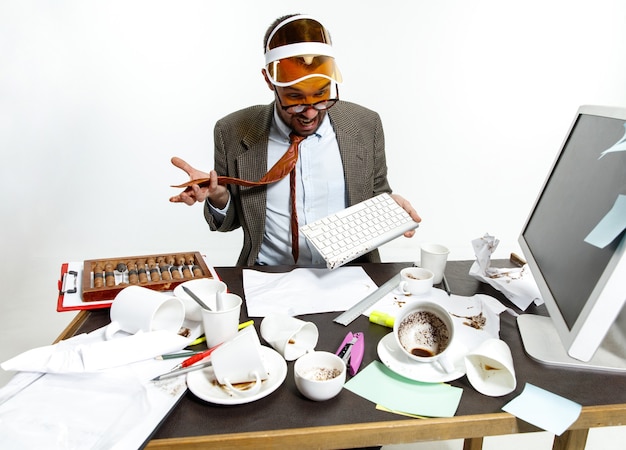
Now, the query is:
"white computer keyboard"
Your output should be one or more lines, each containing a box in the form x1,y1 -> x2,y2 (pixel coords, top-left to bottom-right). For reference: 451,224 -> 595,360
300,193 -> 419,269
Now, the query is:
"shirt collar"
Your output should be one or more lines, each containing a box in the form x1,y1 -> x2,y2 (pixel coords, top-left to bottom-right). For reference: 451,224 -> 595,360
272,105 -> 330,142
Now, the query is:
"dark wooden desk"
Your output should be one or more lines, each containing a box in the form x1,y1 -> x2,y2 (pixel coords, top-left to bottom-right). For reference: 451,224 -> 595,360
57,261 -> 626,449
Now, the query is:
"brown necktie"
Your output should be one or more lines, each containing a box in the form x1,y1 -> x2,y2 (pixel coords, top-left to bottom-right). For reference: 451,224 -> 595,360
172,133 -> 305,263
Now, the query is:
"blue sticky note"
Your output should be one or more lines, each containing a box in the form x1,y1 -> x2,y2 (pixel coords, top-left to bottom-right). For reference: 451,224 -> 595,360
502,383 -> 581,436
584,194 -> 626,248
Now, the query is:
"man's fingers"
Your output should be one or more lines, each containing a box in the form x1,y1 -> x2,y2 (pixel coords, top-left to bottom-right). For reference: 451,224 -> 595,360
171,156 -> 192,174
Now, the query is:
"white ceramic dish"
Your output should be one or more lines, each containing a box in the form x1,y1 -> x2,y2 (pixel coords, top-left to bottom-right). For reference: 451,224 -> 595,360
186,346 -> 287,405
377,333 -> 467,383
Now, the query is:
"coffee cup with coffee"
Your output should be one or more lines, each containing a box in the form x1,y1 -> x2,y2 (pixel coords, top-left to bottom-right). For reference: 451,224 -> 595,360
393,300 -> 455,373
398,267 -> 434,296
294,351 -> 346,401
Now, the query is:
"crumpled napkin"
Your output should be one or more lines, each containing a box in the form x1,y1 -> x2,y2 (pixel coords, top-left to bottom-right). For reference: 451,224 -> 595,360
1,327 -> 191,374
469,234 -> 543,310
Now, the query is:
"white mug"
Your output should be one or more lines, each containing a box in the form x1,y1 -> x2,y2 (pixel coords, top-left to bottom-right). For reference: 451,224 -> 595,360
210,326 -> 268,397
106,286 -> 185,340
398,267 -> 434,296
260,314 -> 319,361
394,300 -> 455,373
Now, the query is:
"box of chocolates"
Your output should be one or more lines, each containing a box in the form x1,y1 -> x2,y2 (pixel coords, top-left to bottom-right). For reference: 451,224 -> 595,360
81,251 -> 213,302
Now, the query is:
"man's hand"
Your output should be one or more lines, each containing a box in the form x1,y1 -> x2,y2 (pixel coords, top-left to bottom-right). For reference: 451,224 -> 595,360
391,193 -> 422,238
169,157 -> 229,208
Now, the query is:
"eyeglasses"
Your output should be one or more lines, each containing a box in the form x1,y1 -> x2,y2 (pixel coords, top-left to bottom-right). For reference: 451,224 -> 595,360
275,85 -> 340,114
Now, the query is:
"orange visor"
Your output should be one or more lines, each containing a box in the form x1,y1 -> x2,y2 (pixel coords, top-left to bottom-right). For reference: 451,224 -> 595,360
266,54 -> 342,87
264,15 -> 343,87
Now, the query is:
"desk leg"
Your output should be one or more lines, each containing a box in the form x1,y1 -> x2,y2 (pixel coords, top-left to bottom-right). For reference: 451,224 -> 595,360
463,437 -> 483,450
552,429 -> 589,450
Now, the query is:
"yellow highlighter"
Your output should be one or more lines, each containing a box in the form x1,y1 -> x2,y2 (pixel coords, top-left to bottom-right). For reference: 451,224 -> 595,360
369,311 -> 395,328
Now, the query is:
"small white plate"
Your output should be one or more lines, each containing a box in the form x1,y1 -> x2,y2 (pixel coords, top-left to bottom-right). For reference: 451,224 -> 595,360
377,333 -> 467,383
186,346 -> 287,405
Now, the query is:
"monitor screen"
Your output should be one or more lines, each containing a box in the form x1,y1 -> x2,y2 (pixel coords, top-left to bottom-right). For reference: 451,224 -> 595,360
518,105 -> 626,370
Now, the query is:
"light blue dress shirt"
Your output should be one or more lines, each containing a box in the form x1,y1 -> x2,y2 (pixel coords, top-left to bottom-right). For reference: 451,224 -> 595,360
209,107 -> 347,265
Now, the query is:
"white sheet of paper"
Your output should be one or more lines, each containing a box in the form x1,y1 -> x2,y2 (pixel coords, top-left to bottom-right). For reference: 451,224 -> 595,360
243,267 -> 378,317
0,357 -> 187,450
502,383 -> 581,436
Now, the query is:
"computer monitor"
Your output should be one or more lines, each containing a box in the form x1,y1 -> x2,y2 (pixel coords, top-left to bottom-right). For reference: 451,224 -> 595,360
518,105 -> 626,372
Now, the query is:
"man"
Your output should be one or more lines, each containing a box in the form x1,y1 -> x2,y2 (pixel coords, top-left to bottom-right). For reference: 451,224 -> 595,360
170,14 -> 421,266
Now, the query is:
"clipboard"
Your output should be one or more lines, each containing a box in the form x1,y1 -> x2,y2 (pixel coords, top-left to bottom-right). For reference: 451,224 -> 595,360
57,262 -> 114,312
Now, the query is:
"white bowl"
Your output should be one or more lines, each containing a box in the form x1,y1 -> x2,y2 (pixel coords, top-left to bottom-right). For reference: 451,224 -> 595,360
294,351 -> 346,401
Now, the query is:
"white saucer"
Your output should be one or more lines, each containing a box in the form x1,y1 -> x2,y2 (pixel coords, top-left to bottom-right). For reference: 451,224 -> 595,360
187,346 -> 287,405
377,333 -> 467,383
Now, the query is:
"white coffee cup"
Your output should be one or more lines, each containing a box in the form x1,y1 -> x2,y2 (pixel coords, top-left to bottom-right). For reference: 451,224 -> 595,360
399,267 -> 434,296
465,338 -> 517,397
106,286 -> 185,340
200,293 -> 242,348
260,314 -> 319,361
394,300 -> 455,373
210,326 -> 268,397
419,243 -> 450,285
294,351 -> 346,401
174,278 -> 227,322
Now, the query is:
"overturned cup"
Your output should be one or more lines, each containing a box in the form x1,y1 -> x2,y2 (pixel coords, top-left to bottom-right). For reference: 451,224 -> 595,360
464,338 -> 516,397
260,314 -> 319,361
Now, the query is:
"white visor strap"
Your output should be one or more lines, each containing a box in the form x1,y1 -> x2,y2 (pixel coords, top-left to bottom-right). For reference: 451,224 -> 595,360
264,42 -> 335,66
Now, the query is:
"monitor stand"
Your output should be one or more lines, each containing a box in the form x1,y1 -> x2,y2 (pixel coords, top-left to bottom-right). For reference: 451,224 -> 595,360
517,315 -> 626,373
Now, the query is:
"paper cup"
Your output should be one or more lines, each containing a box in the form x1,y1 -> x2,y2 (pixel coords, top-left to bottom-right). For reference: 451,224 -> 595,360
464,338 -> 516,396
419,243 -> 450,285
174,278 -> 227,322
200,293 -> 242,348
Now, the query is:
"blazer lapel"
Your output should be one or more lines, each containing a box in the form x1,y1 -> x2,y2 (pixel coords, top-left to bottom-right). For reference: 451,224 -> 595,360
329,105 -> 368,206
235,104 -> 274,254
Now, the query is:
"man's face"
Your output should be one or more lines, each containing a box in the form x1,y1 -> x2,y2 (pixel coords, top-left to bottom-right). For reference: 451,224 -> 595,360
272,78 -> 333,137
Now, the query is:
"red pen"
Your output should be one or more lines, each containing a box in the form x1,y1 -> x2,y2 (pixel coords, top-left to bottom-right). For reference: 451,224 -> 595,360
169,343 -> 222,372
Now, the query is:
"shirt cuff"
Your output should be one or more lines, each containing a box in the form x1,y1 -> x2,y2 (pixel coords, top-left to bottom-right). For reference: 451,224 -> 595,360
207,195 -> 230,219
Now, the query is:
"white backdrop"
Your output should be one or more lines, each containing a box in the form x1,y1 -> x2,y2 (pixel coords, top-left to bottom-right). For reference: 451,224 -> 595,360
2,0 -> 626,380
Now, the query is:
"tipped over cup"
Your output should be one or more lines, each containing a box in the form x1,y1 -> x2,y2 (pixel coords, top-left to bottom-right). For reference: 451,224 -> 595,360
260,314 -> 319,361
210,326 -> 268,397
106,286 -> 185,340
464,338 -> 516,396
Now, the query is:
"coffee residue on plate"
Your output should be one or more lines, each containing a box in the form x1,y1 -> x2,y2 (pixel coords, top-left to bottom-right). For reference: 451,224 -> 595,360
451,311 -> 486,330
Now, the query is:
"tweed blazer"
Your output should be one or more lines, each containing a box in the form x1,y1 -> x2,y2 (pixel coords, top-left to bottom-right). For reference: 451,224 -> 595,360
204,100 -> 393,266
